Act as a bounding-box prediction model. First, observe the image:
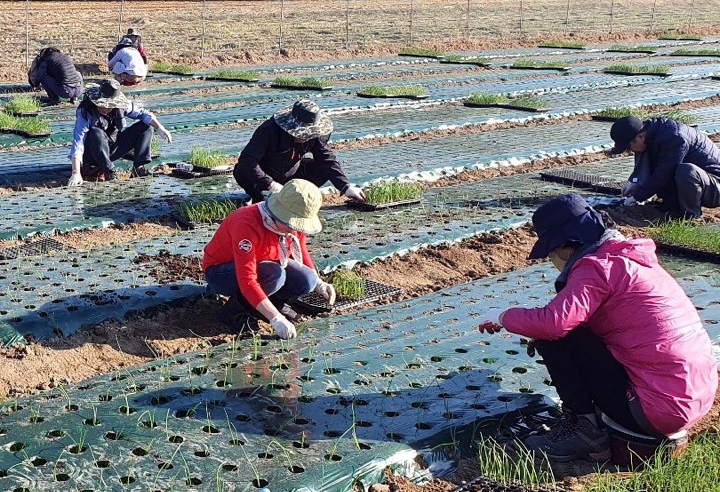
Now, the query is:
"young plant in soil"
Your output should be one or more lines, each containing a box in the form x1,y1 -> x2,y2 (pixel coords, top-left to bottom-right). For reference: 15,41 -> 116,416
607,45 -> 657,53
189,146 -> 230,168
476,436 -> 555,486
604,63 -> 671,75
648,220 -> 720,253
538,40 -> 585,49
4,96 -> 40,115
150,136 -> 162,155
357,85 -> 427,98
0,112 -> 50,136
329,269 -> 366,300
671,48 -> 720,57
363,181 -> 423,204
398,47 -> 443,57
174,198 -> 238,224
271,75 -> 329,88
151,61 -> 193,74
659,33 -> 703,41
440,55 -> 491,66
510,59 -> 570,70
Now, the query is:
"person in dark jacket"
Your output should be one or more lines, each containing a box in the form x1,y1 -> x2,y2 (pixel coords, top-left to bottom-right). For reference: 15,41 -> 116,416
28,47 -> 83,105
610,115 -> 720,218
234,99 -> 366,203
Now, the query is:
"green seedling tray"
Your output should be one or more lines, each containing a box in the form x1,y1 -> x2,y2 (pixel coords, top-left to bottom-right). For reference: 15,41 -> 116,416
202,76 -> 260,82
356,93 -> 429,100
397,52 -> 443,59
507,65 -> 571,72
537,44 -> 586,50
150,70 -> 195,77
604,70 -> 672,77
293,278 -> 402,314
438,59 -> 492,67
5,110 -> 39,117
463,101 -> 549,112
606,48 -> 658,54
270,83 -> 333,91
669,52 -> 720,57
346,198 -> 422,211
0,128 -> 51,138
655,242 -> 720,264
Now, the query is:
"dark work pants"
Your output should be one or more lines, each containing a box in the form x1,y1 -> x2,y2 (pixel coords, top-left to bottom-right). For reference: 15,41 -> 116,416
82,122 -> 153,175
674,162 -> 720,218
235,157 -> 335,203
535,326 -> 653,435
40,73 -> 83,102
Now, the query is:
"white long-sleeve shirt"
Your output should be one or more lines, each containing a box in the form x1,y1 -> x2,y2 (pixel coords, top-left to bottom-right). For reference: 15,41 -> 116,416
107,47 -> 147,77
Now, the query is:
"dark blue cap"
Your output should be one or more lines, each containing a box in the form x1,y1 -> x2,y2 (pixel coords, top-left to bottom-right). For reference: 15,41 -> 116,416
610,116 -> 644,154
528,194 -> 606,259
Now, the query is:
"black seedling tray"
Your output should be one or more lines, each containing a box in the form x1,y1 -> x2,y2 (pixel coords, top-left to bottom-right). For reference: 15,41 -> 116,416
539,169 -> 614,188
170,163 -> 234,179
508,65 -> 571,72
655,242 -> 720,263
171,197 -> 248,230
591,115 -> 626,122
669,52 -> 720,57
456,476 -> 558,492
0,128 -> 51,138
0,237 -> 75,260
151,70 -> 195,77
606,48 -> 658,54
591,180 -> 625,195
6,111 -> 39,117
537,44 -> 586,50
293,279 -> 402,314
438,59 -> 491,67
202,76 -> 260,82
604,70 -> 672,77
397,53 -> 443,59
346,198 -> 422,211
357,93 -> 429,100
270,84 -> 333,91
464,101 -> 549,112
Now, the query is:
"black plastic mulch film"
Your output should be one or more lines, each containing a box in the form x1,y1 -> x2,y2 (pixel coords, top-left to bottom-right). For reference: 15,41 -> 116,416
294,279 -> 402,314
0,237 -> 74,260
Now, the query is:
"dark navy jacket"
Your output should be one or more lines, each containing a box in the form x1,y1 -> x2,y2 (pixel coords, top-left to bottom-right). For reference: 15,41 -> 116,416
632,118 -> 720,202
29,49 -> 82,88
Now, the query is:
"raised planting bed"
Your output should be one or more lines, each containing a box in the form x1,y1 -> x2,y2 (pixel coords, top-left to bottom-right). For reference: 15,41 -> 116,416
150,61 -> 194,76
270,76 -> 332,91
172,196 -> 247,229
356,85 -> 428,100
3,95 -> 40,117
398,47 -> 443,58
0,237 -> 75,260
606,45 -> 658,54
591,108 -> 698,125
537,40 -> 586,50
508,59 -> 571,72
603,64 -> 672,76
464,93 -> 550,112
0,112 -> 51,138
203,69 -> 260,82
439,55 -> 491,67
658,33 -> 703,41
649,220 -> 720,263
347,181 -> 423,210
670,48 -> 720,57
294,277 -> 401,314
171,146 -> 234,179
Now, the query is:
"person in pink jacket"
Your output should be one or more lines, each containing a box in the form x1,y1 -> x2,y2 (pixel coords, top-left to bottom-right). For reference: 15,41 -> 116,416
480,194 -> 717,462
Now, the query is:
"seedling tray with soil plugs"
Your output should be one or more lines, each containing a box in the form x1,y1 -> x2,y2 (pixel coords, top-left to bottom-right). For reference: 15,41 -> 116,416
357,85 -> 429,100
464,93 -> 550,112
654,242 -> 720,263
293,278 -> 402,314
670,48 -> 720,57
603,64 -> 672,77
0,237 -> 75,260
539,169 -> 616,189
398,48 -> 444,58
346,197 -> 422,211
270,76 -> 333,91
202,69 -> 260,82
508,59 -> 572,72
606,45 -> 658,54
649,221 -> 720,264
150,62 -> 195,77
439,56 -> 492,67
3,95 -> 41,117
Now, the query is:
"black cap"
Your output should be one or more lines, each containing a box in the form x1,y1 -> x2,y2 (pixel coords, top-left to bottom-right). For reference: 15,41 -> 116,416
609,116 -> 643,154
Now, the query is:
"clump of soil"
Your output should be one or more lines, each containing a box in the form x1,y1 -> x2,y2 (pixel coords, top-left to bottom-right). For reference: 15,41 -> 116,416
132,249 -> 204,284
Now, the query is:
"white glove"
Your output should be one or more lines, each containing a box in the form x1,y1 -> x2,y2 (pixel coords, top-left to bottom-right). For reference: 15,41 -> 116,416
344,185 -> 366,202
314,280 -> 336,305
624,196 -> 637,207
268,181 -> 284,193
157,125 -> 172,144
621,182 -> 638,197
269,313 -> 296,340
67,172 -> 83,187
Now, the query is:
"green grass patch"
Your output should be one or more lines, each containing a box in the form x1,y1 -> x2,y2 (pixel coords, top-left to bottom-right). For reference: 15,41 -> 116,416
188,146 -> 231,168
4,96 -> 40,114
208,69 -> 259,80
272,75 -> 329,88
511,59 -> 569,70
357,85 -> 427,97
538,40 -> 585,49
595,107 -> 698,125
398,47 -> 443,57
329,269 -> 366,300
671,48 -> 720,57
441,55 -> 491,65
647,220 -> 720,253
608,45 -> 657,53
467,92 -> 549,109
151,61 -> 193,74
604,64 -> 671,75
174,198 -> 239,224
659,33 -> 703,41
364,181 -> 423,205
0,112 -> 50,135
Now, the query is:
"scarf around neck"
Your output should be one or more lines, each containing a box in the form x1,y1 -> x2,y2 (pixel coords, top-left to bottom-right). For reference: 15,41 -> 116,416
259,202 -> 302,268
554,229 -> 624,293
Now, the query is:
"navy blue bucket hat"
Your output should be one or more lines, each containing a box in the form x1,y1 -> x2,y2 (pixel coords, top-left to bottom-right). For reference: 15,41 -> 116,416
528,194 -> 606,259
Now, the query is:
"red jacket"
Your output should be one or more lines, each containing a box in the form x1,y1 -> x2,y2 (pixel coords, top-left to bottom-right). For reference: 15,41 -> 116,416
202,204 -> 315,307
503,238 -> 718,435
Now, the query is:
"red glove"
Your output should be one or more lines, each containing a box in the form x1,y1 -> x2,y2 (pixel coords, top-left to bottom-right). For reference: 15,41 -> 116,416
478,321 -> 503,334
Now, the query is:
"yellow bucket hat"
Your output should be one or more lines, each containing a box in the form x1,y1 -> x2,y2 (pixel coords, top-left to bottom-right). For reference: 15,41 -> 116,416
266,179 -> 323,234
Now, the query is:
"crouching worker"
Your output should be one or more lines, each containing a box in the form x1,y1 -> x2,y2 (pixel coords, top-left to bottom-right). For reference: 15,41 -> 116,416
479,194 -> 717,461
28,47 -> 83,105
67,79 -> 172,186
202,179 -> 336,340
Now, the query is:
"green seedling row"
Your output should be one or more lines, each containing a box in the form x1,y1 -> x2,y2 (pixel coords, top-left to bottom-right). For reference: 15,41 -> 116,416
188,146 -> 231,168
607,45 -> 657,53
329,269 -> 366,300
537,40 -> 586,49
151,61 -> 194,74
271,75 -> 330,88
466,93 -> 549,110
398,47 -> 443,57
357,85 -> 427,97
658,33 -> 703,41
603,64 -> 671,75
594,107 -> 698,125
4,95 -> 40,115
510,59 -> 570,70
364,181 -> 423,205
0,112 -> 50,136
174,197 -> 239,224
648,220 -> 720,253
440,55 -> 491,66
207,69 -> 260,81
670,48 -> 720,57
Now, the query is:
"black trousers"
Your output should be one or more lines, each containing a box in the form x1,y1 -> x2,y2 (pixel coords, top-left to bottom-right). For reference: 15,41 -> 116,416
234,157 -> 335,203
535,326 -> 656,435
82,122 -> 153,174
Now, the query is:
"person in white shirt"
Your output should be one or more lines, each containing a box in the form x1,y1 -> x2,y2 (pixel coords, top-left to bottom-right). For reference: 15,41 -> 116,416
107,37 -> 147,86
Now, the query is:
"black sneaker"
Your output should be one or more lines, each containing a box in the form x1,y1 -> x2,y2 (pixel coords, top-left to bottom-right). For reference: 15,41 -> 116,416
130,165 -> 151,178
522,412 -> 610,462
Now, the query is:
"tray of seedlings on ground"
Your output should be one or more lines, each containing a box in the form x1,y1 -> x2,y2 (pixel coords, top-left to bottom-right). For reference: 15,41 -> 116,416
3,95 -> 40,116
439,55 -> 492,67
172,196 -> 245,229
648,219 -> 720,262
0,236 -> 75,260
293,268 -> 401,313
603,63 -> 672,76
539,168 -> 616,189
591,107 -> 698,125
670,48 -> 720,57
203,69 -> 260,82
0,111 -> 51,138
171,145 -> 233,178
537,40 -> 586,50
464,93 -> 550,112
606,45 -> 658,54
270,75 -> 332,91
346,181 -> 423,211
397,47 -> 444,58
150,61 -> 195,76
659,33 -> 703,41
508,59 -> 571,72
356,85 -> 428,100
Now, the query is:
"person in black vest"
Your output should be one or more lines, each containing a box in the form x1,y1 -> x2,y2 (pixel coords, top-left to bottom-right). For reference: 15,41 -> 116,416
67,79 -> 172,186
28,47 -> 83,105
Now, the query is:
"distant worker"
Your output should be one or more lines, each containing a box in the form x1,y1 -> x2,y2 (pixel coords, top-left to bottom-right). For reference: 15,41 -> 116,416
234,99 -> 366,203
107,37 -> 147,86
124,28 -> 148,65
28,47 -> 83,105
479,194 -> 717,462
610,115 -> 720,218
67,79 -> 172,186
203,179 -> 336,339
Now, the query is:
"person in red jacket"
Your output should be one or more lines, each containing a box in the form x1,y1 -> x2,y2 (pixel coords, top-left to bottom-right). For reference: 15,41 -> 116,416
202,179 -> 336,339
479,194 -> 717,461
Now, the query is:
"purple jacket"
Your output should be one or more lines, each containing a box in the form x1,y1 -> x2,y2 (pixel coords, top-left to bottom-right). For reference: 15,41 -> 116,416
503,238 -> 718,435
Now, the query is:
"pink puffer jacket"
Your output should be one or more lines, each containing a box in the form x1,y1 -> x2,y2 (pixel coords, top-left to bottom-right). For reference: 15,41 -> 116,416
502,238 -> 718,435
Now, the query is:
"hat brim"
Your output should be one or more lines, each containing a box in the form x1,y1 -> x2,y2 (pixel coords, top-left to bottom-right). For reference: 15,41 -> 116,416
266,192 -> 322,235
273,105 -> 333,140
528,236 -> 558,260
609,142 -> 630,154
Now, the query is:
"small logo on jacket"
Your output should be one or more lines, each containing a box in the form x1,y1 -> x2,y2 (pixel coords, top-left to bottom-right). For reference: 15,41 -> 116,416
238,239 -> 252,252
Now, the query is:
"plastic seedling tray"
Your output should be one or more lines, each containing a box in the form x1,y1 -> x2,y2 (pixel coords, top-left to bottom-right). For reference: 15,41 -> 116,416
669,52 -> 720,57
539,169 -> 613,188
604,70 -> 672,77
170,162 -> 234,179
537,44 -> 586,50
439,59 -> 491,67
6,110 -> 39,117
590,115 -> 625,122
397,52 -> 443,59
459,477 -> 558,492
655,242 -> 720,263
0,237 -> 74,260
507,65 -> 571,72
591,180 -> 624,195
202,76 -> 260,82
346,198 -> 422,211
151,70 -> 195,77
356,93 -> 429,100
606,48 -> 658,54
293,279 -> 402,314
463,101 -> 549,112
270,83 -> 333,91
0,128 -> 51,138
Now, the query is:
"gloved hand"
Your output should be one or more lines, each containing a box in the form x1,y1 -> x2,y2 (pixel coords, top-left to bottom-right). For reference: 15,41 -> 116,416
269,313 -> 297,340
268,181 -> 284,194
478,308 -> 506,334
524,338 -> 538,357
621,182 -> 638,197
344,185 -> 366,202
67,172 -> 83,187
624,196 -> 637,207
314,280 -> 336,305
157,124 -> 173,144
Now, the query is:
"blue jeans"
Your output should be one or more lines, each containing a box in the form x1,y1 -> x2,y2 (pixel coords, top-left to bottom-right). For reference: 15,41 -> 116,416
40,73 -> 83,102
205,260 -> 318,305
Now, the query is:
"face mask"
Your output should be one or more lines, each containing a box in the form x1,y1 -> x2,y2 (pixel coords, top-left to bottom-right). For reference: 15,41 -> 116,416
549,251 -> 567,272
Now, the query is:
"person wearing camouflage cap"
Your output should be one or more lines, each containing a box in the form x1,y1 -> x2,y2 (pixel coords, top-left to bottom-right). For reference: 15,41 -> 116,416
67,79 -> 172,186
233,99 -> 366,203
